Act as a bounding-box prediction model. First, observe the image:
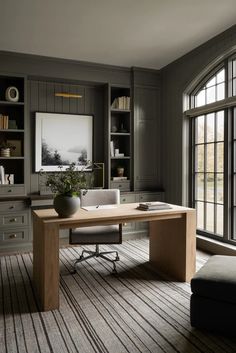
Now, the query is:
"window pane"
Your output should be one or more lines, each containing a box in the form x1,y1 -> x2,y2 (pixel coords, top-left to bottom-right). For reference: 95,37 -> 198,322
233,60 -> 236,78
206,86 -> 216,104
216,205 -> 223,236
196,201 -> 204,229
195,89 -> 205,107
206,144 -> 214,172
216,143 -> 224,172
195,115 -> 204,144
196,145 -> 204,172
206,173 -> 214,202
216,111 -> 224,141
216,69 -> 225,83
206,76 -> 216,87
206,113 -> 215,142
195,173 -> 204,200
206,203 -> 214,233
233,78 -> 236,96
216,83 -> 225,100
216,174 -> 224,204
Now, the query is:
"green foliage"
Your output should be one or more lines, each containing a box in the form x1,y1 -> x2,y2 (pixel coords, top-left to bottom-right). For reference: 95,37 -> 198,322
40,163 -> 87,196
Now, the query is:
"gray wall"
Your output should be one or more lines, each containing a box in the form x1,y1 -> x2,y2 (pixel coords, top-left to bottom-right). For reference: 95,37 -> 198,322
161,25 -> 236,205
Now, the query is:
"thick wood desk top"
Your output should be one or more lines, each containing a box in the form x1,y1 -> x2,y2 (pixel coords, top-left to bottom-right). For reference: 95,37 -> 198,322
32,203 -> 195,229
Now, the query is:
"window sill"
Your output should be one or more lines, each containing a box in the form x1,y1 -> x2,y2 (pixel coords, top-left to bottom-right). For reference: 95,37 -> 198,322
197,235 -> 236,255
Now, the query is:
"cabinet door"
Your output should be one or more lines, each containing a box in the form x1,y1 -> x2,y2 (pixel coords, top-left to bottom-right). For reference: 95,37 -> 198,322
134,86 -> 160,190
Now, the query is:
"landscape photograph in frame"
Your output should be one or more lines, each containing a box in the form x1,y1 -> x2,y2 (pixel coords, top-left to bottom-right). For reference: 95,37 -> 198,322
35,112 -> 93,171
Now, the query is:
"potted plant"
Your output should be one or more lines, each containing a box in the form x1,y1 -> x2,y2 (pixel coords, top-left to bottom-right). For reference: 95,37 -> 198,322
41,163 -> 87,218
0,141 -> 16,157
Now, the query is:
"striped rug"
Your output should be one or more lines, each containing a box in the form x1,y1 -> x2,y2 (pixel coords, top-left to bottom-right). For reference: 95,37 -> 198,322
1,239 -> 236,353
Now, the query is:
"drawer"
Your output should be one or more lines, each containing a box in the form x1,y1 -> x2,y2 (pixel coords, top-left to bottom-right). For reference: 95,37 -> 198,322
0,212 -> 29,227
0,185 -> 25,196
0,228 -> 29,242
0,200 -> 27,213
110,181 -> 130,191
120,193 -> 136,204
137,192 -> 163,203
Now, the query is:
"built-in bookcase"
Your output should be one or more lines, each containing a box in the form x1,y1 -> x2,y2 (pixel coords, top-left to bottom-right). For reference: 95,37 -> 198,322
0,75 -> 26,195
108,86 -> 132,191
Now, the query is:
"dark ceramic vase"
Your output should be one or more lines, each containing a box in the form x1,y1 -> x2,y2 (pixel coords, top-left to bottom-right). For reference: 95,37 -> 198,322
54,194 -> 80,218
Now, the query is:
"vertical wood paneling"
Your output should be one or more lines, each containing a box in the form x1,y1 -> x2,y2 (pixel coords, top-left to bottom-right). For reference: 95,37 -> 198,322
29,81 -> 39,193
54,83 -> 63,112
38,81 -> 47,111
62,84 -> 70,113
68,85 -> 77,114
46,82 -> 55,112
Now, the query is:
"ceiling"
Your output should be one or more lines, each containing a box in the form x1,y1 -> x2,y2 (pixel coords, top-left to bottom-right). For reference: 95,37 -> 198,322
1,0 -> 236,70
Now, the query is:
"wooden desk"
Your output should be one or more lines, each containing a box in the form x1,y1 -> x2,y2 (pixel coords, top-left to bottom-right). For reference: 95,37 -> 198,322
32,203 -> 196,311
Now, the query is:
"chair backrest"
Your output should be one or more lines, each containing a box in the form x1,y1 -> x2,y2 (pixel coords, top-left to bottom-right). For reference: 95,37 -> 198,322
81,189 -> 120,207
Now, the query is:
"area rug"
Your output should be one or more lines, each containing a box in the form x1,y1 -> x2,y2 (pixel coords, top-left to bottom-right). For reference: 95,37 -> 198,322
1,239 -> 236,353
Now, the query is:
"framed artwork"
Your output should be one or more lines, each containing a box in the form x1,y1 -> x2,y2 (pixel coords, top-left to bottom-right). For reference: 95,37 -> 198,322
35,112 -> 93,171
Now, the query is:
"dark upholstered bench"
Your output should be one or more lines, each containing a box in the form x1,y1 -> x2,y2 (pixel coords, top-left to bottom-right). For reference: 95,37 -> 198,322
190,255 -> 236,336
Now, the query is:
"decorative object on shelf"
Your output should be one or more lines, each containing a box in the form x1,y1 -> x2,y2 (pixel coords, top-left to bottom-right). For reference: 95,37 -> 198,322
115,148 -> 119,156
0,141 -> 16,157
55,92 -> 82,98
119,123 -> 127,133
117,167 -> 124,177
6,140 -> 22,157
8,120 -> 18,129
5,86 -> 19,102
110,140 -> 115,157
40,163 -> 87,217
111,125 -> 118,132
4,174 -> 14,185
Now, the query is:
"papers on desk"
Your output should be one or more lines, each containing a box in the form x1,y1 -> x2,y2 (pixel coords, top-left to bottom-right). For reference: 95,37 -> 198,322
82,205 -> 118,211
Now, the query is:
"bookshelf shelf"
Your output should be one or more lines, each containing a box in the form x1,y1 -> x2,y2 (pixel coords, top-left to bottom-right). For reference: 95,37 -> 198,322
108,86 -> 132,191
0,74 -> 25,191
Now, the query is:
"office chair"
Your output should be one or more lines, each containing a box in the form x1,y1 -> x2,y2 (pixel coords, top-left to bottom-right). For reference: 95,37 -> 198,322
69,189 -> 122,274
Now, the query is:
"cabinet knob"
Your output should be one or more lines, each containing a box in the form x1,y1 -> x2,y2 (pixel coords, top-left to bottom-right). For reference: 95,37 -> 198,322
9,205 -> 15,209
119,184 -> 122,188
10,218 -> 17,223
9,234 -> 17,239
123,223 -> 127,226
8,189 -> 12,193
122,198 -> 126,202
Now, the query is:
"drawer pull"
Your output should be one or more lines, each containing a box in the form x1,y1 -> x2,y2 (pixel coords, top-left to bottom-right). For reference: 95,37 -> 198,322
9,205 -> 15,209
119,184 -> 122,188
123,223 -> 127,226
122,198 -> 126,202
9,218 -> 17,223
9,234 -> 17,239
8,189 -> 12,193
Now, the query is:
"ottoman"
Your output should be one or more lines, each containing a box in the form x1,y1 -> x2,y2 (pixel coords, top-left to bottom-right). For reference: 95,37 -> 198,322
190,255 -> 236,336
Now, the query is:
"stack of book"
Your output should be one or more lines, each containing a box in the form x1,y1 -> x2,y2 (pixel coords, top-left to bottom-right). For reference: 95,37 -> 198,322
111,96 -> 130,110
137,202 -> 172,211
0,115 -> 9,129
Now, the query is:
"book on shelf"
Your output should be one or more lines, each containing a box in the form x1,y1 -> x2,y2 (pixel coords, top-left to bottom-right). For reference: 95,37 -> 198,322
112,176 -> 128,181
111,96 -> 130,110
0,165 -> 5,184
0,115 -> 9,129
110,140 -> 114,157
137,202 -> 172,211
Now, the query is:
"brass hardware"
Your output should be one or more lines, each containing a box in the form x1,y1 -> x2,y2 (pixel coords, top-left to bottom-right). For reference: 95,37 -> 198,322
123,223 -> 127,226
9,234 -> 17,239
8,189 -> 12,192
55,93 -> 82,98
9,218 -> 17,222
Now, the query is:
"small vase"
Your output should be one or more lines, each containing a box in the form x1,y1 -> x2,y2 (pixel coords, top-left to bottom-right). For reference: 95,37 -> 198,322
54,194 -> 80,218
1,148 -> 10,157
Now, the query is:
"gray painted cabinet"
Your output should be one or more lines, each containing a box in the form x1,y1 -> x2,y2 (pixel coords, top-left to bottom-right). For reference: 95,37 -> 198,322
133,86 -> 161,190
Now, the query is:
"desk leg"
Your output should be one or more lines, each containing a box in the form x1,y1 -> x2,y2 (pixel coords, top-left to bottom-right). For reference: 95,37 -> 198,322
149,211 -> 196,282
33,215 -> 60,311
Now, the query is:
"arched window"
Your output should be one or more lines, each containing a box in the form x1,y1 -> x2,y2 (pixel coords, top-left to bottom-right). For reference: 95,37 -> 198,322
185,55 -> 236,244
